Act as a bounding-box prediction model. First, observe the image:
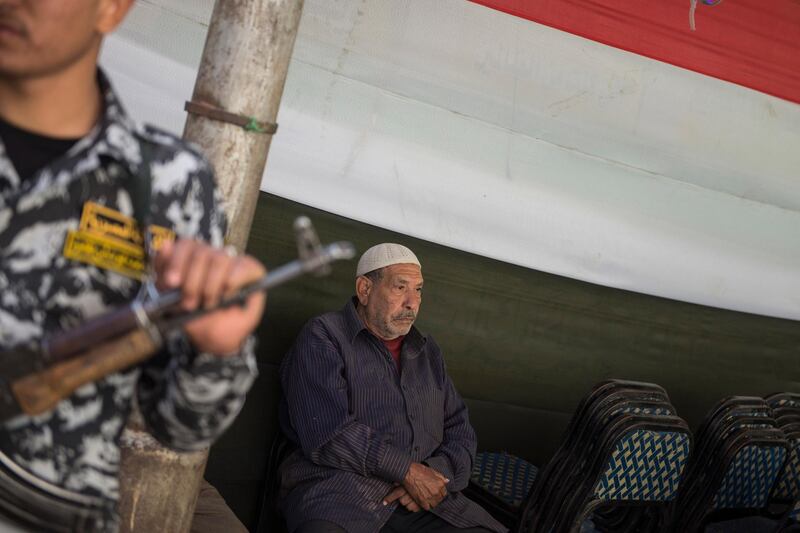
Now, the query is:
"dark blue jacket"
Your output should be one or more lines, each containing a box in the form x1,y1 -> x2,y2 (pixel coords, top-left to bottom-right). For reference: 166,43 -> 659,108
279,299 -> 506,532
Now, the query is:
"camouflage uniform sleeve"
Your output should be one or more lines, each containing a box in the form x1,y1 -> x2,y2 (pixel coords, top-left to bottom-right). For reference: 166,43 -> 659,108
135,140 -> 258,451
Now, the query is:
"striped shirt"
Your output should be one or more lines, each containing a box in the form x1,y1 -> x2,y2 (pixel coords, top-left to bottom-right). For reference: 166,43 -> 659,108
279,298 -> 506,533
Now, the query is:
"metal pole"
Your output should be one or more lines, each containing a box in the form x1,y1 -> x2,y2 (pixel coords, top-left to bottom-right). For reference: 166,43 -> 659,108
118,1 -> 304,531
184,0 -> 306,251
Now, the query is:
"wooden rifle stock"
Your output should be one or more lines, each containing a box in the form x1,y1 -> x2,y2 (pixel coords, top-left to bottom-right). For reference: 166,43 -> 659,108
12,329 -> 159,417
42,293 -> 181,365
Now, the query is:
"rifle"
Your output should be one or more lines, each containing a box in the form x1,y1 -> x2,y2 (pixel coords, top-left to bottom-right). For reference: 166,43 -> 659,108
0,217 -> 355,421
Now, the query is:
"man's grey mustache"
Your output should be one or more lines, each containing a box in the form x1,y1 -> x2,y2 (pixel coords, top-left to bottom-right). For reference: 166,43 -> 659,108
393,312 -> 417,321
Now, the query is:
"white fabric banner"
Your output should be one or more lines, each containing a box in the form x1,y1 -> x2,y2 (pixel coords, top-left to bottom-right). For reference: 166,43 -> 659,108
101,0 -> 800,320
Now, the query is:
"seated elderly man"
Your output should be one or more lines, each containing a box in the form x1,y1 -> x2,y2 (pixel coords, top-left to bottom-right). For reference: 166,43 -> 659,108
279,244 -> 506,533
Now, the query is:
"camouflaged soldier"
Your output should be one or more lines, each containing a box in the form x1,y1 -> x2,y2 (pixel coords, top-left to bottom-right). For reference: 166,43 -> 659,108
0,1 -> 266,530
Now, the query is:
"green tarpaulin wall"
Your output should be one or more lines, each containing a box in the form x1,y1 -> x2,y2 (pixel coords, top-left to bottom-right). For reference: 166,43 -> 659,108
205,193 -> 800,530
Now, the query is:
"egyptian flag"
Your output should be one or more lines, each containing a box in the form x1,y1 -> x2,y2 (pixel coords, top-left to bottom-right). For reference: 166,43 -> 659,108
470,0 -> 800,104
103,0 -> 800,321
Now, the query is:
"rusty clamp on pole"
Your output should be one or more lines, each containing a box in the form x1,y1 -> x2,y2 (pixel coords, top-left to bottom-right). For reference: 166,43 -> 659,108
184,100 -> 278,135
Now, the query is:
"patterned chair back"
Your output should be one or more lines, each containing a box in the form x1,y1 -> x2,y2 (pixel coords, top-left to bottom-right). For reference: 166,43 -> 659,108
592,429 -> 690,503
666,397 -> 791,533
771,437 -> 800,502
766,392 -> 800,512
605,405 -> 674,422
711,444 -> 787,509
553,417 -> 691,533
471,451 -> 538,509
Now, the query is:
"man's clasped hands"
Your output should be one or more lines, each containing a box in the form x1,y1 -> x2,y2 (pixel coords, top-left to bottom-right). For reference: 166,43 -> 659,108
383,462 -> 450,512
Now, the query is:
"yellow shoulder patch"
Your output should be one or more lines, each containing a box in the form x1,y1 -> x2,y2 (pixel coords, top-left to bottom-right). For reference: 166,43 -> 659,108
63,201 -> 175,279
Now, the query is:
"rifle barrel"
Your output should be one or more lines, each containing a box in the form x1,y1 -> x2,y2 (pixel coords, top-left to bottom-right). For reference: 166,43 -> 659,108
43,241 -> 355,363
158,241 -> 354,330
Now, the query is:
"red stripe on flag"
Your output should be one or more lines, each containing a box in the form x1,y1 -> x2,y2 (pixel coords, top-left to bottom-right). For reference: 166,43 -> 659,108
470,0 -> 800,105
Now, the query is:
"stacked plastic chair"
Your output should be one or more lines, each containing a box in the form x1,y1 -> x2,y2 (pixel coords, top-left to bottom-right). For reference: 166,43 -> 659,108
766,393 -> 800,531
667,396 -> 789,532
480,379 -> 690,533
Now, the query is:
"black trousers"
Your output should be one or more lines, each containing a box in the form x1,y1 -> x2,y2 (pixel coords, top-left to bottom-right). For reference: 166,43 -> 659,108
295,508 -> 492,533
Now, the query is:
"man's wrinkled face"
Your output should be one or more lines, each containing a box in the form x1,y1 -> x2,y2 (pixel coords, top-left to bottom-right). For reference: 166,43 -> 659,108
359,263 -> 423,340
0,0 -> 105,79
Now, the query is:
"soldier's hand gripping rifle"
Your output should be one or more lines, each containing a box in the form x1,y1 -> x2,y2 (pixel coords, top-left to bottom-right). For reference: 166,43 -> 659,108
0,217 -> 355,422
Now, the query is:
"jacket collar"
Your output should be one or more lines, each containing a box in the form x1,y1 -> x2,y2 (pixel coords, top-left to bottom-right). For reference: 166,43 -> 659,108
343,297 -> 427,358
78,68 -> 147,176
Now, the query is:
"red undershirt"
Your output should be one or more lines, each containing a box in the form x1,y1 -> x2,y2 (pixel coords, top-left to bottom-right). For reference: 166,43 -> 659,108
382,336 -> 405,373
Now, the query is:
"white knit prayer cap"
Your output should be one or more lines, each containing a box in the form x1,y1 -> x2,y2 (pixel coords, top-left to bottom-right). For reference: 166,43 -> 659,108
356,243 -> 421,277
